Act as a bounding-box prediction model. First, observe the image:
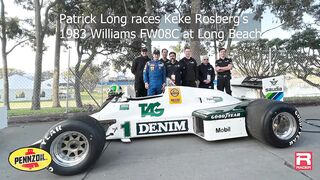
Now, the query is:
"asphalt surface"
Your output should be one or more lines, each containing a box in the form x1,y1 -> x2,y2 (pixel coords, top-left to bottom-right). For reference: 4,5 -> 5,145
0,106 -> 319,180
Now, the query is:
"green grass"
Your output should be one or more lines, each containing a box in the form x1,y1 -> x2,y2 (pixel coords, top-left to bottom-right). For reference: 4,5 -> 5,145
0,92 -> 106,109
1,91 -> 105,117
8,107 -> 82,117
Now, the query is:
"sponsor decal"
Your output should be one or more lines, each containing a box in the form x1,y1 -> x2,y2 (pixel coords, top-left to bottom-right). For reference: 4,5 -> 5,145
270,78 -> 278,85
139,102 -> 164,117
289,111 -> 302,146
8,147 -> 52,172
137,120 -> 188,135
265,87 -> 283,92
120,104 -> 129,110
262,76 -> 284,101
216,127 -> 231,133
203,96 -> 223,103
169,88 -> 182,104
265,92 -> 284,101
41,125 -> 62,145
295,152 -> 312,170
210,111 -> 244,120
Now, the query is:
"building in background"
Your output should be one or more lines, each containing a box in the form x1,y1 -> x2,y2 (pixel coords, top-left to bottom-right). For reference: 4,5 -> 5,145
0,75 -> 51,102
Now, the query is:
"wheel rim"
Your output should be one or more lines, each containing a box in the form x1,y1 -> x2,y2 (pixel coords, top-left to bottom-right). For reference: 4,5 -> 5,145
50,131 -> 89,167
272,112 -> 297,140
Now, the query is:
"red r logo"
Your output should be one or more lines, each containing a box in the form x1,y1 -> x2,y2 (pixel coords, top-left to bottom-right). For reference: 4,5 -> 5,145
295,152 -> 312,171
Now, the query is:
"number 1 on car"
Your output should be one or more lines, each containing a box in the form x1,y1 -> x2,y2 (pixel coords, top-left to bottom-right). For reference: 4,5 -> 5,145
121,122 -> 131,137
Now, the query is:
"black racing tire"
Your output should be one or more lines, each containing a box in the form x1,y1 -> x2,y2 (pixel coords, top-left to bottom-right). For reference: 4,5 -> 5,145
40,116 -> 105,176
246,99 -> 302,148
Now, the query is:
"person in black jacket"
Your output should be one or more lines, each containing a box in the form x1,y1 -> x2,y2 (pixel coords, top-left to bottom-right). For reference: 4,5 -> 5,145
179,47 -> 198,87
131,47 -> 150,97
198,56 -> 215,89
160,48 -> 169,64
215,48 -> 232,95
165,52 -> 182,85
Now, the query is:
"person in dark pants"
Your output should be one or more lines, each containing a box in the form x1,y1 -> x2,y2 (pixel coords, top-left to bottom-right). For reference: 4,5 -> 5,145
215,48 -> 232,95
160,48 -> 169,64
179,47 -> 198,87
143,50 -> 166,96
131,47 -> 150,97
165,52 -> 182,86
198,55 -> 215,89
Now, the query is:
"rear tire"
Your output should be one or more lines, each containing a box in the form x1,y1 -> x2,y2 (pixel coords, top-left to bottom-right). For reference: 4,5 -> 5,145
246,99 -> 302,148
40,116 -> 105,175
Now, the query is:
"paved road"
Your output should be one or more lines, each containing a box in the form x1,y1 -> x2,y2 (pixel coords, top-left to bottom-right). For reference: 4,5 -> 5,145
1,106 -> 319,180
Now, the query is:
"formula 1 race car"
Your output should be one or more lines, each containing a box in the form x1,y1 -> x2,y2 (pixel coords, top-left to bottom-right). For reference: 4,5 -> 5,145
30,86 -> 302,176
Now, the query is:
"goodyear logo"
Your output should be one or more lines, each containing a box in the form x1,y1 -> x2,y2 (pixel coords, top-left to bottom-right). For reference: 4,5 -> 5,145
8,147 -> 52,172
210,112 -> 244,120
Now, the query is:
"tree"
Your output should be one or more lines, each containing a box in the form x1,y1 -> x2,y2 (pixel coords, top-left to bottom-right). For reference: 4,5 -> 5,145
178,0 -> 256,59
64,0 -> 165,107
230,39 -> 289,77
190,0 -> 201,63
286,28 -> 320,89
259,0 -> 319,29
0,0 -> 29,110
81,65 -> 101,93
15,0 -> 59,109
51,1 -> 64,108
41,70 -> 53,81
31,0 -> 59,110
169,41 -> 183,58
145,0 -> 152,52
0,68 -> 25,78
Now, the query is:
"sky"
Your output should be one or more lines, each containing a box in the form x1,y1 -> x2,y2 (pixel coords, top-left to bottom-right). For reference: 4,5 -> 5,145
0,1 -> 318,77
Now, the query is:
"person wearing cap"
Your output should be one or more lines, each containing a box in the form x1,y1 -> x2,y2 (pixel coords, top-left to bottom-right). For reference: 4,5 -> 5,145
143,49 -> 166,96
179,47 -> 198,87
198,55 -> 215,89
160,48 -> 169,64
131,47 -> 150,97
165,52 -> 182,85
215,48 -> 232,95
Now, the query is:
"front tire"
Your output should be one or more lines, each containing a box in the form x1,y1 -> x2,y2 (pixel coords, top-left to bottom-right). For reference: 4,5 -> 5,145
40,117 -> 105,175
246,99 -> 302,148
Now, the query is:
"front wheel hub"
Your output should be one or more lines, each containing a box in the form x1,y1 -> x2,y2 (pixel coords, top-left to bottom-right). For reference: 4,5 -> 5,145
50,131 -> 90,167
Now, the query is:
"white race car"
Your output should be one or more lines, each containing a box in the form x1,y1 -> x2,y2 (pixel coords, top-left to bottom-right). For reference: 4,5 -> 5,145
30,86 -> 302,175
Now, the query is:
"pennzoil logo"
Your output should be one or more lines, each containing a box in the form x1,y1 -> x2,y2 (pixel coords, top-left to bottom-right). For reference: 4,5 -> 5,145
8,147 -> 52,172
169,88 -> 182,104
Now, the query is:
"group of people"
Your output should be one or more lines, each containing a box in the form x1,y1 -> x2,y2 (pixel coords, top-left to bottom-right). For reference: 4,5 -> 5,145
131,47 -> 232,97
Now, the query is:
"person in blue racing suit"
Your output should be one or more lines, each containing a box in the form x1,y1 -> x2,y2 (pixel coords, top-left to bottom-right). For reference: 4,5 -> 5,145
143,49 -> 166,96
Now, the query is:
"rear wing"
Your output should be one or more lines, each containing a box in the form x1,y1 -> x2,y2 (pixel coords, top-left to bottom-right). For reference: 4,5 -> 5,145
231,76 -> 284,101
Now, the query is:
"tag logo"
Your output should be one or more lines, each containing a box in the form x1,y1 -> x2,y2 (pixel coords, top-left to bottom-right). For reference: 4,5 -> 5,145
8,147 -> 52,172
139,102 -> 164,117
295,152 -> 312,171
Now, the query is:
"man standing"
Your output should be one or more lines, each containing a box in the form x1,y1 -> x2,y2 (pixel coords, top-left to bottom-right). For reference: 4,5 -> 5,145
198,56 -> 215,89
131,47 -> 150,97
179,47 -> 198,87
160,48 -> 169,63
143,50 -> 166,96
165,52 -> 182,86
215,48 -> 232,95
